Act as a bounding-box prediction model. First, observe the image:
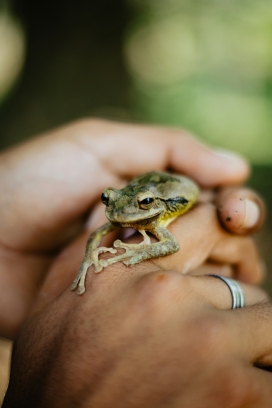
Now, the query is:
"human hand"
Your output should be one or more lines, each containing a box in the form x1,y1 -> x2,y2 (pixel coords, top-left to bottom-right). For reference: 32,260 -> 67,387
0,119 -> 263,338
3,200 -> 270,408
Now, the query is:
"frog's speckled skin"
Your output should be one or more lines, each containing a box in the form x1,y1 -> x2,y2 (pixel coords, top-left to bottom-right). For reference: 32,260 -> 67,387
71,171 -> 199,295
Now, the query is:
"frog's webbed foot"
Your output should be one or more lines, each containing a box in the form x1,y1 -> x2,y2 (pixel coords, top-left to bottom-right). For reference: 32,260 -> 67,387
100,230 -> 152,268
93,246 -> 117,272
99,247 -> 138,268
70,246 -> 117,295
101,227 -> 179,268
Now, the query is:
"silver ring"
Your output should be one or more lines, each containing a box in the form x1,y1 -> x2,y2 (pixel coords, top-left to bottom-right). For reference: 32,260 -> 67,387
208,274 -> 245,309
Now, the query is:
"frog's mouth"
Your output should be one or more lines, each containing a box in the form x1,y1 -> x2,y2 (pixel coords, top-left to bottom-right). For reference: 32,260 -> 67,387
106,208 -> 164,225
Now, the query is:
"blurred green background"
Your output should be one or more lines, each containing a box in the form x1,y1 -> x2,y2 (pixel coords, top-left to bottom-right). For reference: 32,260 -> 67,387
0,0 -> 271,291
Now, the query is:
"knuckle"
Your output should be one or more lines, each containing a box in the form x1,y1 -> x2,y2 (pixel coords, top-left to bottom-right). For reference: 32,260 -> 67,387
132,271 -> 193,316
190,314 -> 232,358
227,368 -> 261,407
211,363 -> 255,408
241,372 -> 266,405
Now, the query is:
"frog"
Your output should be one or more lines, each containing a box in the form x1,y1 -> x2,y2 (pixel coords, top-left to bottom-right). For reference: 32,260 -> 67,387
71,171 -> 199,295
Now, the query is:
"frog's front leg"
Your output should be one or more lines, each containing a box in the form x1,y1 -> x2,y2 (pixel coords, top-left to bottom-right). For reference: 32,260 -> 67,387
101,227 -> 179,268
70,222 -> 117,295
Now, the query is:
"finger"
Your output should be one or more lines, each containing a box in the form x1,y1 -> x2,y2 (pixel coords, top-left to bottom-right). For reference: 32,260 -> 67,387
83,120 -> 250,187
195,275 -> 268,309
0,120 -> 249,252
199,189 -> 216,203
190,263 -> 233,278
209,235 -> 264,284
156,203 -> 263,284
173,357 -> 266,408
221,302 -> 272,367
216,187 -> 265,234
155,203 -> 221,273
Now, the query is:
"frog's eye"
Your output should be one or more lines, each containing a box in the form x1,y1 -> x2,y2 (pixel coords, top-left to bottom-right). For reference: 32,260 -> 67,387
101,192 -> 109,206
138,194 -> 155,210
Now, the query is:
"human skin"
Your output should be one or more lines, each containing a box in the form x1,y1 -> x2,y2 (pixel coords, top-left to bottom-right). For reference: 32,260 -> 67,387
0,118 -> 262,340
3,208 -> 270,408
0,119 -> 269,407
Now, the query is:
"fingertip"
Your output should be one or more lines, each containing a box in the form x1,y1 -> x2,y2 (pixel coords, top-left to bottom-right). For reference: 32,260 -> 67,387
217,189 -> 265,234
172,142 -> 250,187
213,149 -> 250,180
217,194 -> 246,233
211,149 -> 251,184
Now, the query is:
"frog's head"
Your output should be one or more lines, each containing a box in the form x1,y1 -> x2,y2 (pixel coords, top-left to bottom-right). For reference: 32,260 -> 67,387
101,186 -> 163,227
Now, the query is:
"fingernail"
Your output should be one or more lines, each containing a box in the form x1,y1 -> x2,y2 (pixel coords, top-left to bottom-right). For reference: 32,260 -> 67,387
214,149 -> 246,163
212,149 -> 250,178
242,199 -> 260,229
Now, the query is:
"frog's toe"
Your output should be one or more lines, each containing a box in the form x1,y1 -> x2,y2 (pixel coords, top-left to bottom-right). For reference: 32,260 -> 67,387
113,239 -> 122,248
70,280 -> 79,291
94,262 -> 104,273
123,256 -> 138,266
77,284 -> 86,295
70,273 -> 81,291
71,260 -> 92,294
